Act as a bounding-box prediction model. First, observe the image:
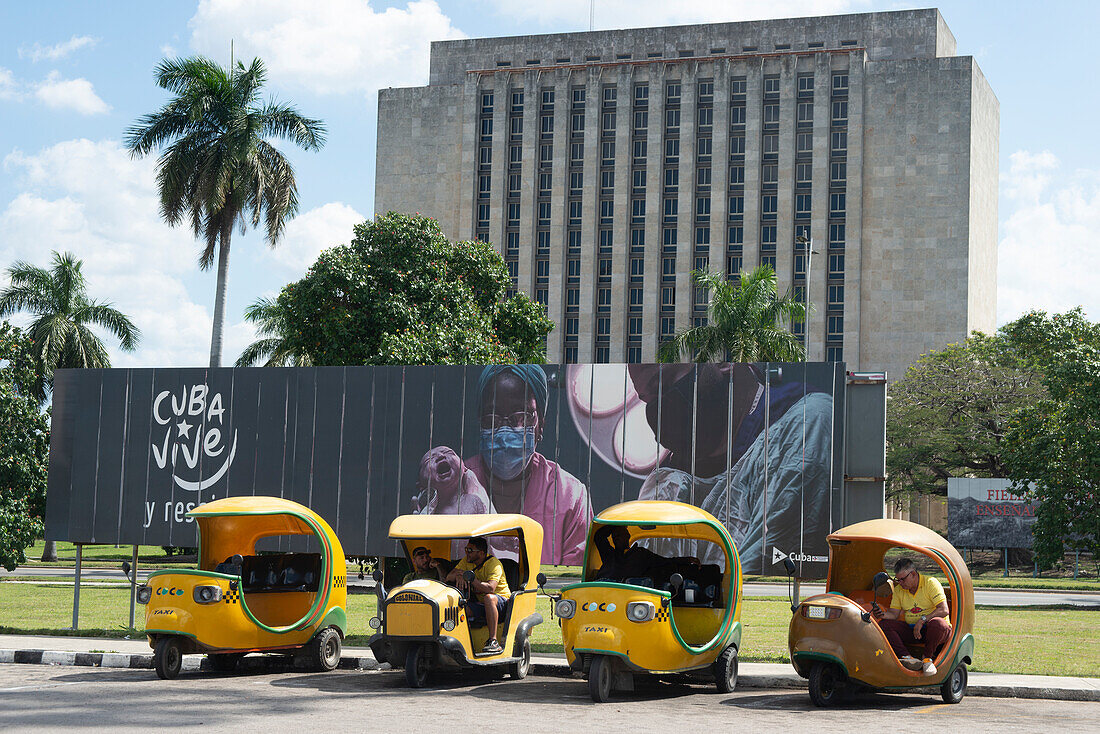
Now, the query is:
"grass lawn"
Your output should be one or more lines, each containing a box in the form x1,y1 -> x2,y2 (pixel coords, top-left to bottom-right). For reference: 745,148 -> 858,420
2,583 -> 1096,677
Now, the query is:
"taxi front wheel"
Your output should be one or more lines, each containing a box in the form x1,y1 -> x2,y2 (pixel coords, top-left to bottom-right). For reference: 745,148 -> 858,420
509,638 -> 531,680
808,662 -> 845,707
940,663 -> 967,704
154,637 -> 183,680
588,655 -> 613,703
405,644 -> 432,688
714,645 -> 738,693
306,628 -> 342,672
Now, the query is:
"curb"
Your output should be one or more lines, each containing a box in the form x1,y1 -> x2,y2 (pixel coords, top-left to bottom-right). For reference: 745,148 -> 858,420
2,647 -> 1098,702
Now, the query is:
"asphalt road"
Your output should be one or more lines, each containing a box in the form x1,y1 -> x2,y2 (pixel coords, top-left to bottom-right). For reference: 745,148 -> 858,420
3,566 -> 1098,607
1,663 -> 1097,733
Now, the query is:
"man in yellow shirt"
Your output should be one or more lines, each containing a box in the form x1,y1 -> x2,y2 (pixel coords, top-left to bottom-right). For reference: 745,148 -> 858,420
446,536 -> 511,654
873,558 -> 950,675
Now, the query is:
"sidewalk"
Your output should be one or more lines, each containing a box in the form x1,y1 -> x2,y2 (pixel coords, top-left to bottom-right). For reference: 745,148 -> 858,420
2,634 -> 1098,702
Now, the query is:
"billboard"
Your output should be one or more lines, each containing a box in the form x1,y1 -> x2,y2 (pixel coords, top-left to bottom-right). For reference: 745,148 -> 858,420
45,362 -> 846,575
947,477 -> 1038,548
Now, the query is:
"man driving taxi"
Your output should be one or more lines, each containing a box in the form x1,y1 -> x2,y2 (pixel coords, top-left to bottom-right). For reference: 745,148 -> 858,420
445,536 -> 511,655
402,546 -> 445,584
873,557 -> 950,675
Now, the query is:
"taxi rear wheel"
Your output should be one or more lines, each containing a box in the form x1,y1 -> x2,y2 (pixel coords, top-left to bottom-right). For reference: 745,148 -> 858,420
714,645 -> 738,693
405,644 -> 432,688
154,636 -> 183,680
509,638 -> 531,680
588,655 -> 613,703
808,662 -> 845,707
940,662 -> 967,704
306,628 -> 342,672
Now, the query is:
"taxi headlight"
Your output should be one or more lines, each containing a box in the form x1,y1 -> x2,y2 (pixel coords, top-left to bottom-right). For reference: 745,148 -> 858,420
442,619 -> 456,631
193,585 -> 223,604
136,585 -> 152,604
555,599 -> 576,619
626,601 -> 655,622
368,617 -> 381,630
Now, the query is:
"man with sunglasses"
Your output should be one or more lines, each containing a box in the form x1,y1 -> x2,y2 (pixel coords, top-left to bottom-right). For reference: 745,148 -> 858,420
445,536 -> 511,654
402,546 -> 446,584
872,558 -> 950,675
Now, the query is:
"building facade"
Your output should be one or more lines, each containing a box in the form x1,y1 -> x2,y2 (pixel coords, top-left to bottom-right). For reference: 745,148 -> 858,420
375,8 -> 998,378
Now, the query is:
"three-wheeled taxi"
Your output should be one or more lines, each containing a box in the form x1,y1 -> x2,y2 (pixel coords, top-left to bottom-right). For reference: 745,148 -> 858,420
788,519 -> 975,706
550,500 -> 743,702
137,496 -> 347,679
367,514 -> 544,687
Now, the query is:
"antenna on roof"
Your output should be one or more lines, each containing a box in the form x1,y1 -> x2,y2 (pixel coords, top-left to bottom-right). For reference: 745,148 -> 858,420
590,0 -> 595,31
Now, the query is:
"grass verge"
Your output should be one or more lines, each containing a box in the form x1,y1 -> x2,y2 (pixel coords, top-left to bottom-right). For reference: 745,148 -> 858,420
1,583 -> 1097,677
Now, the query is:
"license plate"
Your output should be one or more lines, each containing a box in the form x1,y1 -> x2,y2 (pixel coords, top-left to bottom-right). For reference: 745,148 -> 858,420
807,605 -> 827,619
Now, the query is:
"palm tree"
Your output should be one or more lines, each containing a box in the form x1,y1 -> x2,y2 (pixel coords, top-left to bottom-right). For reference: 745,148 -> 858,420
235,295 -> 312,367
125,56 -> 326,367
658,264 -> 807,363
0,251 -> 140,402
0,251 -> 140,564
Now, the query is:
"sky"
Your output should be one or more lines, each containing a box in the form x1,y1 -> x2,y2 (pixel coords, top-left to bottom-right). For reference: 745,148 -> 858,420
1,0 -> 1098,369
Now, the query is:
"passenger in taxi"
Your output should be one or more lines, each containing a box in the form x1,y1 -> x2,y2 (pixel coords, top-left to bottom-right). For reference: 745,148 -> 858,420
872,558 -> 950,675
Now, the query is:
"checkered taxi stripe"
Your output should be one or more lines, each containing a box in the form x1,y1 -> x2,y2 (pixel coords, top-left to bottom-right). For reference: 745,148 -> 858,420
223,588 -> 239,604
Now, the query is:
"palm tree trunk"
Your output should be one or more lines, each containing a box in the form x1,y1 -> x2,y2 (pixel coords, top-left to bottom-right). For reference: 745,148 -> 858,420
208,229 -> 231,368
41,539 -> 58,562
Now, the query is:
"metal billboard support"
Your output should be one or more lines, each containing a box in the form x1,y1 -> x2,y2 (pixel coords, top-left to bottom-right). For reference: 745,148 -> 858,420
71,543 -> 83,630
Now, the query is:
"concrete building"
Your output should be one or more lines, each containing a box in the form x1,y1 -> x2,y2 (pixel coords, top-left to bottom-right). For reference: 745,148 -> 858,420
375,8 -> 998,378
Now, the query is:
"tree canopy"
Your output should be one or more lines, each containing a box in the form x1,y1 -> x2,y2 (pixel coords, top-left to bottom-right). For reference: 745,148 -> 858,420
0,322 -> 50,571
271,212 -> 553,366
125,56 -> 326,367
1001,309 -> 1100,568
0,251 -> 140,403
658,265 -> 807,363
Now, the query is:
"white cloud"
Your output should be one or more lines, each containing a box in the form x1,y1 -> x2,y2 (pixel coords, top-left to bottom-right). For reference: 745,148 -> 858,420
485,0 -> 866,27
161,44 -> 178,57
0,67 -> 19,101
0,139 -> 219,368
188,0 -> 465,95
998,150 -> 1100,325
19,35 -> 98,62
33,71 -> 111,115
265,202 -> 364,272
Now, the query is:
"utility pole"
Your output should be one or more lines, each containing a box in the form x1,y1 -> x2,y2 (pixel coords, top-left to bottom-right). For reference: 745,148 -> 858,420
795,234 -> 818,360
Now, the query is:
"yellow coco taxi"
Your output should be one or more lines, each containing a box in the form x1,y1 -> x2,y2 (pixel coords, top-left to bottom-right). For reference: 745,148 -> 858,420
137,496 -> 348,679
787,519 -> 975,706
367,513 -> 544,687
551,501 -> 743,702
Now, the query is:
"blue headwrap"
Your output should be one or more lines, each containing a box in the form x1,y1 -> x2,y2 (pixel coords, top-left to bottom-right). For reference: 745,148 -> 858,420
476,365 -> 548,416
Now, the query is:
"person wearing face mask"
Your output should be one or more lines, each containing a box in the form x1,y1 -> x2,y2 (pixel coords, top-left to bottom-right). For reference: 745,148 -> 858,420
464,365 -> 593,565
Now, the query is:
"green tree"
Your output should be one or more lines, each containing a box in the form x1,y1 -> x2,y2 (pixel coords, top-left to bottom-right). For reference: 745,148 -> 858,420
125,56 -> 326,367
1001,309 -> 1100,568
0,251 -> 140,403
886,333 -> 1046,501
658,265 -> 806,363
235,296 -> 313,367
276,212 -> 553,365
0,322 -> 50,571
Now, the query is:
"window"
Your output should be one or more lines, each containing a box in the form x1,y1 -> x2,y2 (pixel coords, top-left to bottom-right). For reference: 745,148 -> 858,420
538,172 -> 552,195
727,224 -> 743,243
597,317 -> 611,336
730,78 -> 747,98
761,194 -> 777,218
569,171 -> 583,196
695,226 -> 710,245
827,345 -> 843,362
535,288 -> 548,305
479,146 -> 492,166
697,107 -> 713,128
797,74 -> 814,95
506,231 -> 519,252
830,192 -> 846,216
634,83 -> 649,105
832,99 -> 848,124
830,223 -> 846,247
762,133 -> 779,156
598,287 -> 612,312
663,197 -> 678,222
662,256 -> 676,280
696,197 -> 711,218
666,81 -> 682,104
694,254 -> 709,272
761,225 -> 777,248
829,253 -> 845,277
510,116 -> 523,136
628,346 -> 643,363
542,89 -> 555,107
630,228 -> 645,251
565,317 -> 579,336
631,198 -> 646,222
661,287 -> 675,307
761,254 -> 776,269
726,250 -> 743,276
830,161 -> 846,185
564,346 -> 578,364
796,163 -> 813,185
595,346 -> 610,364
570,141 -> 584,161
696,137 -> 713,159
763,103 -> 780,125
508,172 -> 521,195
797,102 -> 813,124
509,145 -> 521,165
601,140 -> 615,165
634,109 -> 649,130
630,287 -> 643,310
572,87 -> 586,105
599,227 -> 613,250
600,199 -> 614,225
598,258 -> 613,281
729,165 -> 745,185
540,143 -> 552,164
729,105 -> 746,126
537,202 -> 551,226
663,227 -> 677,247
630,257 -> 644,281
601,170 -> 615,192
664,167 -> 679,191
571,111 -> 585,134
602,111 -> 616,132
797,132 -> 813,153
698,80 -> 714,100
828,284 -> 844,306
536,259 -> 550,279
567,288 -> 581,308
603,86 -> 617,103
696,166 -> 712,188
477,204 -> 489,226
832,73 -> 849,94
665,108 -> 681,130
728,195 -> 744,216
828,314 -> 844,337
831,130 -> 848,153
665,138 -> 680,161
567,259 -> 581,282
568,200 -> 582,225
632,139 -> 648,161
729,134 -> 745,156
629,317 -> 643,336
536,229 -> 551,252
478,174 -> 491,199
763,76 -> 780,96
480,117 -> 493,139
796,193 -> 812,217
481,91 -> 494,111
794,254 -> 807,278
661,316 -> 675,336
762,162 -> 778,184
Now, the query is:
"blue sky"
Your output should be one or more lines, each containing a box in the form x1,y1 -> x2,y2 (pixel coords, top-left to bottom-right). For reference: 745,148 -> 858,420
1,0 -> 1098,369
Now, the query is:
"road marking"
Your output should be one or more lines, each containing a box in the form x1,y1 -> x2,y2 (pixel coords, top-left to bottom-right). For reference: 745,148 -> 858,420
0,681 -> 82,693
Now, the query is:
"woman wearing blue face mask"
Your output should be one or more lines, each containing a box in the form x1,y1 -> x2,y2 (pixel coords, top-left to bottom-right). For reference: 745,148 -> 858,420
464,365 -> 593,565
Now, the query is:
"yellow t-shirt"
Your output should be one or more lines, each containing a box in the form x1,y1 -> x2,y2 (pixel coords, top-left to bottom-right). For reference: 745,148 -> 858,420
455,556 -> 511,602
891,573 -> 949,625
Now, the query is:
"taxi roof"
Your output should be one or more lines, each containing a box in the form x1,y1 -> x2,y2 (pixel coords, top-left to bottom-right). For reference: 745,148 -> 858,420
594,500 -> 722,527
388,513 -> 542,540
829,518 -> 957,554
187,495 -> 322,520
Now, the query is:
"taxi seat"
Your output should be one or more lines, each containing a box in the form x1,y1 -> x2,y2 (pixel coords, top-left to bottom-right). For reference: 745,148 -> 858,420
847,588 -> 892,612
241,553 -> 321,593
